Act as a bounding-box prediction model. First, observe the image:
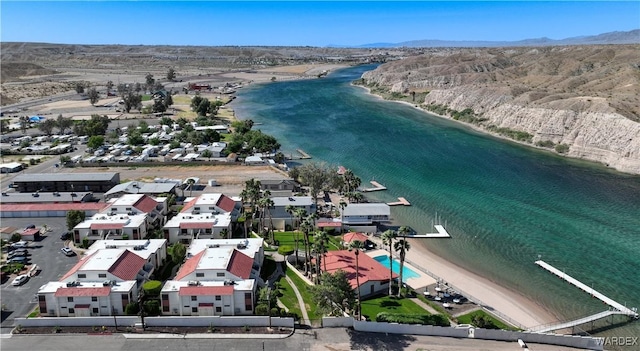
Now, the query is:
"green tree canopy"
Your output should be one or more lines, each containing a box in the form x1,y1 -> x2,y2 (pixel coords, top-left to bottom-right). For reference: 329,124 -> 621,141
66,210 -> 86,231
87,135 -> 105,150
310,270 -> 356,316
56,114 -> 74,135
87,87 -> 99,105
38,118 -> 57,135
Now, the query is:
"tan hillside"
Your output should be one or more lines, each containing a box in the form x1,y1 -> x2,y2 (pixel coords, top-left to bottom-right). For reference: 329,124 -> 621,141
361,45 -> 640,174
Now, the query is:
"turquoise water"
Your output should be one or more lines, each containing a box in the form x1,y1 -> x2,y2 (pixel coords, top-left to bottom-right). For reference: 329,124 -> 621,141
232,64 -> 640,337
373,255 -> 420,281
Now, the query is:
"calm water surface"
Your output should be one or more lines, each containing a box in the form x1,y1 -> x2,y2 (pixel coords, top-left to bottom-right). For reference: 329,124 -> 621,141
232,65 -> 640,335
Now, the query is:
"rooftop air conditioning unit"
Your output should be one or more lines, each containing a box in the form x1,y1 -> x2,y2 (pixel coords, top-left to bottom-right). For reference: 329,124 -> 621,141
188,280 -> 199,286
103,280 -> 111,286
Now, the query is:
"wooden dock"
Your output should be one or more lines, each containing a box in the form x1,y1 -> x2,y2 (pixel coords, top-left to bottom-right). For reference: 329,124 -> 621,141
387,197 -> 411,206
361,180 -> 387,192
296,149 -> 311,159
404,225 -> 451,238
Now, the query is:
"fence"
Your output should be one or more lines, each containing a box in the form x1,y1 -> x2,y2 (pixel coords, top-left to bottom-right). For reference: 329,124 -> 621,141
14,316 -> 294,329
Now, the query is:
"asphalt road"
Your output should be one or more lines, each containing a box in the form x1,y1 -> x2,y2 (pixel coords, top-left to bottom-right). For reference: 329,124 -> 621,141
0,217 -> 79,332
0,328 -> 586,351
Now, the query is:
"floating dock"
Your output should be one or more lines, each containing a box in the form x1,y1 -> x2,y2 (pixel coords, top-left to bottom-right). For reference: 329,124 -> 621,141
361,180 -> 387,192
387,197 -> 411,206
529,260 -> 638,333
405,225 -> 451,238
296,149 -> 311,159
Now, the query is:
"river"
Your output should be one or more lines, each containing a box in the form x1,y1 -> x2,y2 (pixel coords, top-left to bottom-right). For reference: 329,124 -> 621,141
232,64 -> 640,338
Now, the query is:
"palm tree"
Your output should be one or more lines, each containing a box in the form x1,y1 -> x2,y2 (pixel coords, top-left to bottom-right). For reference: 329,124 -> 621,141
398,225 -> 411,238
300,218 -> 313,273
313,230 -> 329,282
348,239 -> 365,320
394,239 -> 411,297
285,204 -> 295,232
381,229 -> 397,296
186,178 -> 196,197
293,208 -> 307,265
338,199 -> 347,234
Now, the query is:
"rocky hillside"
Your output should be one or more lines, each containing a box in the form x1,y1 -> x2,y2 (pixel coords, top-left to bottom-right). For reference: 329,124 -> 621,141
361,45 -> 640,174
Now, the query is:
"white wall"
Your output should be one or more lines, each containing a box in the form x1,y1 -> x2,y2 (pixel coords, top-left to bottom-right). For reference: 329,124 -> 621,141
15,316 -> 138,327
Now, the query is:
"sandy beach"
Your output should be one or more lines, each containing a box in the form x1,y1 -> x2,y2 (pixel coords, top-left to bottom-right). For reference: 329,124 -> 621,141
367,233 -> 558,329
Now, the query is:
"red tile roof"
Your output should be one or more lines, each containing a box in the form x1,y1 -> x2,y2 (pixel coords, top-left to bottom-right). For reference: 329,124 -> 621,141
318,222 -> 342,228
134,195 -> 159,213
342,232 -> 368,243
174,251 -> 206,280
321,250 -> 396,289
54,286 -> 111,297
179,286 -> 233,296
90,223 -> 125,230
180,197 -> 199,213
179,222 -> 214,229
1,203 -> 108,212
216,195 -> 236,213
227,250 -> 253,279
108,250 -> 147,280
60,252 -> 97,281
22,228 -> 40,235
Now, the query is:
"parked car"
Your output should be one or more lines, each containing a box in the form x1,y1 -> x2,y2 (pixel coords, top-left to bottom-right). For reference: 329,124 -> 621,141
8,256 -> 29,264
60,232 -> 71,240
10,241 -> 28,249
61,247 -> 76,256
24,224 -> 35,230
11,274 -> 29,286
7,250 -> 28,259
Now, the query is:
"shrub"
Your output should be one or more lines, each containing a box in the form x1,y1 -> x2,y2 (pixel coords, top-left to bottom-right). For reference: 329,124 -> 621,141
124,302 -> 139,315
555,143 -> 570,154
278,245 -> 294,256
142,280 -> 162,297
82,237 -> 89,249
143,300 -> 161,316
10,233 -> 22,243
376,312 -> 450,327
535,140 -> 556,148
121,234 -> 129,240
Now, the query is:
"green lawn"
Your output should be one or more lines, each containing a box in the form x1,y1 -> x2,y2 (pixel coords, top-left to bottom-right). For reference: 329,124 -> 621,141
273,231 -> 343,252
276,276 -> 302,318
283,267 -> 321,325
456,309 -> 519,330
360,295 -> 430,321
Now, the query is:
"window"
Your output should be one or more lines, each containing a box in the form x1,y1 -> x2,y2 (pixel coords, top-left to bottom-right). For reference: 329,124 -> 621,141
92,297 -> 98,302
191,296 -> 197,301
215,295 -> 221,301
216,307 -> 222,313
196,273 -> 204,278
216,273 -> 225,277
67,297 -> 74,302
92,308 -> 99,314
68,308 -> 75,314
77,274 -> 86,278
181,229 -> 188,235
163,305 -> 170,312
111,208 -> 117,212
205,229 -> 212,234
98,274 -> 107,278
245,304 -> 252,311
125,207 -> 132,211
161,294 -> 169,301
191,307 -> 198,313
194,207 -> 200,211
91,230 -> 98,235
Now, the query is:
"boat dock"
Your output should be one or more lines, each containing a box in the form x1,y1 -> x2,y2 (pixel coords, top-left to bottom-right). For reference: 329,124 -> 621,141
296,149 -> 311,159
529,260 -> 638,333
405,225 -> 451,238
387,197 -> 411,206
361,180 -> 387,192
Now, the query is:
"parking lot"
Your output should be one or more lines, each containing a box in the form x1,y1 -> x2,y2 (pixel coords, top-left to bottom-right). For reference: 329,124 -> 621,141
1,217 -> 80,331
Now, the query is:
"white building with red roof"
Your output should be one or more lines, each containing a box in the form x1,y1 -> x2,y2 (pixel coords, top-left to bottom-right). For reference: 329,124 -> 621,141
36,239 -> 167,317
160,238 -> 264,316
321,250 -> 397,299
71,194 -> 168,245
162,194 -> 241,244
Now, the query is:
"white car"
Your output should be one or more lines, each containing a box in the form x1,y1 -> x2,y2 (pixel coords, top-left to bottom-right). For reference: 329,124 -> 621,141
11,241 -> 28,249
11,274 -> 29,286
61,247 -> 76,256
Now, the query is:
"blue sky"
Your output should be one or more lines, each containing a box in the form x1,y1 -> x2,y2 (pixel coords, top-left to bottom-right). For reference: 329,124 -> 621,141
1,1 -> 638,46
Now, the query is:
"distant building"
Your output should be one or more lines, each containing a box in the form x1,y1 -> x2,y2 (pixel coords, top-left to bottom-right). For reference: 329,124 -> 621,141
268,196 -> 315,230
0,191 -> 93,204
0,162 -> 24,174
342,203 -> 391,225
259,179 -> 299,197
104,180 -> 176,200
11,172 -> 120,193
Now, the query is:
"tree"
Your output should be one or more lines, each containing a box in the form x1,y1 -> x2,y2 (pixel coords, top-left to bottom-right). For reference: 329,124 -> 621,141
339,199 -> 347,234
75,82 -> 85,94
123,92 -> 142,113
145,73 -> 155,91
66,210 -> 86,231
163,93 -> 174,110
394,239 -> 411,297
106,80 -> 114,92
166,68 -> 176,81
348,239 -> 366,319
295,162 -> 339,208
19,116 -> 29,134
169,242 -> 186,264
0,119 -> 9,133
56,114 -> 73,135
310,270 -> 356,317
186,178 -> 196,197
313,231 -> 329,282
87,135 -> 105,150
201,149 -> 212,160
381,229 -> 398,296
152,99 -> 167,114
285,205 -> 295,232
239,178 -> 262,235
38,118 -> 57,135
87,87 -> 99,105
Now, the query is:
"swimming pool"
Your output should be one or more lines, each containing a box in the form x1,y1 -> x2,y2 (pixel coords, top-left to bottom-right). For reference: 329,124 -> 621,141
373,255 -> 420,282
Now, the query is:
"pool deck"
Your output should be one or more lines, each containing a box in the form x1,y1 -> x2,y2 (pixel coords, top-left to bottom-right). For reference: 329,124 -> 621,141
366,249 -> 437,290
